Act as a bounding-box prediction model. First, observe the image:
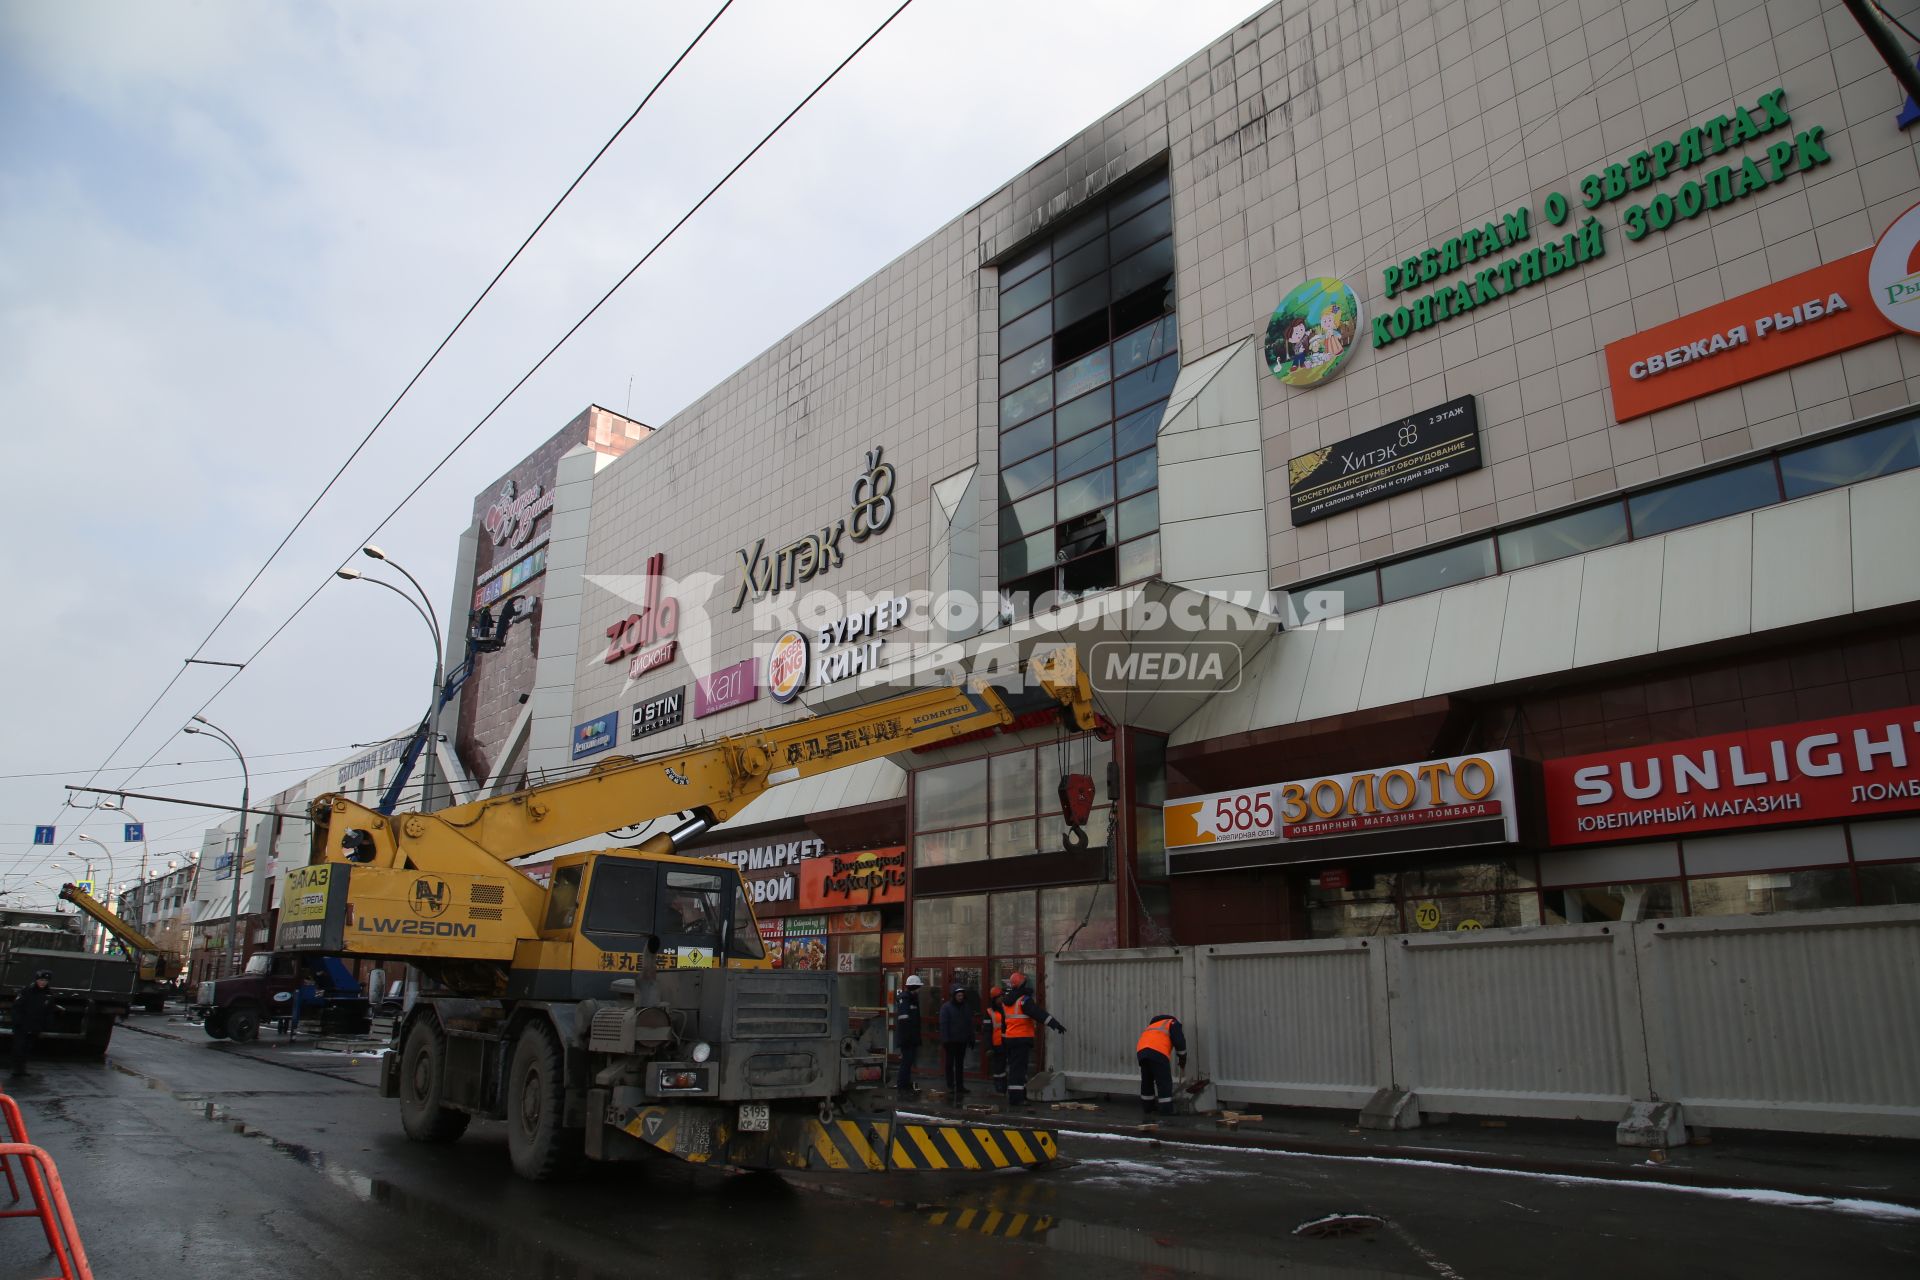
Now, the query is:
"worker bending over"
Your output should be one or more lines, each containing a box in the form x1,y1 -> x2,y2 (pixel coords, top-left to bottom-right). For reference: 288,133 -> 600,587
1137,1013 -> 1188,1118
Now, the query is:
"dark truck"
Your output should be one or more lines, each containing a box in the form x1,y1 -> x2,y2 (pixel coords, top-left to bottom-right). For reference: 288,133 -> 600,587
1,911 -> 134,1059
194,952 -> 372,1043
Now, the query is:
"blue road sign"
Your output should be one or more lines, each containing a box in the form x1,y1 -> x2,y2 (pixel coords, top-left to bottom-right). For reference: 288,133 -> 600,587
33,825 -> 55,845
124,822 -> 144,842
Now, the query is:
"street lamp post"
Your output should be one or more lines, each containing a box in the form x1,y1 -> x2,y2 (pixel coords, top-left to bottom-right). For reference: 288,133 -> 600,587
184,715 -> 250,976
338,543 -> 448,809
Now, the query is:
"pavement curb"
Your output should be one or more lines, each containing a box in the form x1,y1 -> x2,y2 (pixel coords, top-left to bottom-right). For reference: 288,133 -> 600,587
907,1102 -> 1920,1210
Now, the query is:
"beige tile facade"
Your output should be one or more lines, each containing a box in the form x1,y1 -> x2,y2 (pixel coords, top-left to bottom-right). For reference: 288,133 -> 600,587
565,0 -> 1920,753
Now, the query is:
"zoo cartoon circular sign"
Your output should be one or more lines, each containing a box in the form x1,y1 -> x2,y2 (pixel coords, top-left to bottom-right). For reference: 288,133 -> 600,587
1869,198 -> 1920,335
1265,277 -> 1363,387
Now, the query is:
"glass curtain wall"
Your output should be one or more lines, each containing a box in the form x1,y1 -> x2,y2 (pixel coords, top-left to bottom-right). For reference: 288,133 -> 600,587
996,171 -> 1178,612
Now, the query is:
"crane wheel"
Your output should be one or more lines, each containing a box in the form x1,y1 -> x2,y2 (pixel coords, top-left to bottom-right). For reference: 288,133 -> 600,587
398,1017 -> 470,1144
507,1021 -> 582,1181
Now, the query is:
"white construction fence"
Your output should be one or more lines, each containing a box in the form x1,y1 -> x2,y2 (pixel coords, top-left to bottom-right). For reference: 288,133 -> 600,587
1042,904 -> 1920,1140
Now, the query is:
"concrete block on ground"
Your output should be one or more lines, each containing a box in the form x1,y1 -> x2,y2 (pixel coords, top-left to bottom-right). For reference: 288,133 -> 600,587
1358,1087 -> 1422,1130
1027,1068 -> 1071,1102
1174,1079 -> 1219,1114
1617,1101 -> 1688,1148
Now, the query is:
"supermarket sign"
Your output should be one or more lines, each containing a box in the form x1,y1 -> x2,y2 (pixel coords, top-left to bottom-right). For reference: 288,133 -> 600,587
1163,750 -> 1516,873
1544,705 -> 1920,846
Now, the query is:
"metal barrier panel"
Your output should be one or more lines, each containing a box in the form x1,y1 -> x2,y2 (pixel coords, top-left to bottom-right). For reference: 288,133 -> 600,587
1203,938 -> 1386,1109
1045,949 -> 1184,1093
1388,923 -> 1645,1120
1636,906 -> 1920,1137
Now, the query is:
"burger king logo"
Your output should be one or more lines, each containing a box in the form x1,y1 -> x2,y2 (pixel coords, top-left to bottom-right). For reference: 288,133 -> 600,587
1869,198 -> 1920,334
767,630 -> 809,704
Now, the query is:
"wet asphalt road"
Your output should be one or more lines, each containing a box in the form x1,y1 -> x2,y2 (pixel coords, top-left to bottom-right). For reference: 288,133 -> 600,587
2,1015 -> 1917,1279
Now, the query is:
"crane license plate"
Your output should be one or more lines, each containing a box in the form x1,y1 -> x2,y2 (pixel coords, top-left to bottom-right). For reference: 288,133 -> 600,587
738,1103 -> 770,1132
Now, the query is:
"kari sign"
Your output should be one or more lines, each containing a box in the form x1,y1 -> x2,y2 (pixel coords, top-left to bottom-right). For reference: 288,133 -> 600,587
693,658 -> 757,718
1544,705 -> 1920,846
1163,751 -> 1517,872
798,847 -> 907,909
1604,249 -> 1895,421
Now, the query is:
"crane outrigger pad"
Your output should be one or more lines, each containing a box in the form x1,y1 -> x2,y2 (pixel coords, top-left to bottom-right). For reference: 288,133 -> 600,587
617,1103 -> 1058,1173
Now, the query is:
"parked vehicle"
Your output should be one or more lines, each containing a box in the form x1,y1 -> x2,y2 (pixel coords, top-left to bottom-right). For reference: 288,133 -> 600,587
193,952 -> 371,1043
58,884 -> 181,1013
0,912 -> 133,1058
277,649 -> 1103,1179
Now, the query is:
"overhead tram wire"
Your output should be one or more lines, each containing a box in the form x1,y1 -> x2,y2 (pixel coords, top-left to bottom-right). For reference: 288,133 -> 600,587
178,0 -> 924,696
0,744 -> 368,784
31,1 -> 741,864
8,0 -> 921,894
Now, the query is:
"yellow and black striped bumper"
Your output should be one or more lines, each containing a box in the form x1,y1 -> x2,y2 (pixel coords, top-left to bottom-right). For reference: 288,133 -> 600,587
617,1103 -> 1058,1173
923,1206 -> 1057,1238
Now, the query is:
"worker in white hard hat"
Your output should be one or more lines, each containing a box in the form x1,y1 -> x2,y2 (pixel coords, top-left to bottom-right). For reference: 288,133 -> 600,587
892,973 -> 925,1097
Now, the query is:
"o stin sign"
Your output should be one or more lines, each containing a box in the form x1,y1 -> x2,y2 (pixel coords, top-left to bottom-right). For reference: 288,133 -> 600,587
1544,705 -> 1920,846
798,847 -> 906,909
603,552 -> 679,677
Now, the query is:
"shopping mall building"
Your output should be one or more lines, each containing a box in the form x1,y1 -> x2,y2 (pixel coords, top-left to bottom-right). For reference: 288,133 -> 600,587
407,0 -> 1920,1034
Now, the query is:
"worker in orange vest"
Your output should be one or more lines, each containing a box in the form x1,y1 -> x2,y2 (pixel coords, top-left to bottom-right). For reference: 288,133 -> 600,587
1000,970 -> 1065,1110
1137,1013 -> 1187,1119
983,985 -> 1008,1096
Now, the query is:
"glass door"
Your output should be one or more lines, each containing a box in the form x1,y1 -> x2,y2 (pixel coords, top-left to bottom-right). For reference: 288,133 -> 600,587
911,963 -> 943,1087
947,961 -> 985,1080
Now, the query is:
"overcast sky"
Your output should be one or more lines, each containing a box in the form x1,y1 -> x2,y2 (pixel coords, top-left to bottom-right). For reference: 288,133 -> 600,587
0,0 -> 1262,906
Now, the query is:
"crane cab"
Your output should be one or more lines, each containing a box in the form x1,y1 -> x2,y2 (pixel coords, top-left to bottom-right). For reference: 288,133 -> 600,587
507,850 -> 772,998
277,849 -> 771,989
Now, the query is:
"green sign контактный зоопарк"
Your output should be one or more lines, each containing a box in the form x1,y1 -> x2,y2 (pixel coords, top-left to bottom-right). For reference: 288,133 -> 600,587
1370,88 -> 1829,350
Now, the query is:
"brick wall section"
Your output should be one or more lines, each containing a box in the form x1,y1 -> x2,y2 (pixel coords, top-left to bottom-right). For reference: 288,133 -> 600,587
457,406 -> 649,783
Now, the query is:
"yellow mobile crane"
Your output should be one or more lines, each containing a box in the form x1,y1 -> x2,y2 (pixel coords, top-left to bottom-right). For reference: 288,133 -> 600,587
58,883 -> 180,1012
278,649 -> 1107,1180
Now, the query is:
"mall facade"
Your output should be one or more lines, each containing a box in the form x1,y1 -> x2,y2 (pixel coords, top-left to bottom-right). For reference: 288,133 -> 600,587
397,1 -> 1920,1066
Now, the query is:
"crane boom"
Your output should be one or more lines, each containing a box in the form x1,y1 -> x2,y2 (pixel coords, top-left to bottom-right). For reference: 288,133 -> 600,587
58,883 -> 166,958
309,653 -> 1103,900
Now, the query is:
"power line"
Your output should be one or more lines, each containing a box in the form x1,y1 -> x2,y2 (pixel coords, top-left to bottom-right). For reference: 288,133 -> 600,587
38,0 -> 925,863
215,0 -> 925,699
17,0 -> 913,895
1874,0 -> 1920,48
31,1 -> 740,872
0,744 -> 365,783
